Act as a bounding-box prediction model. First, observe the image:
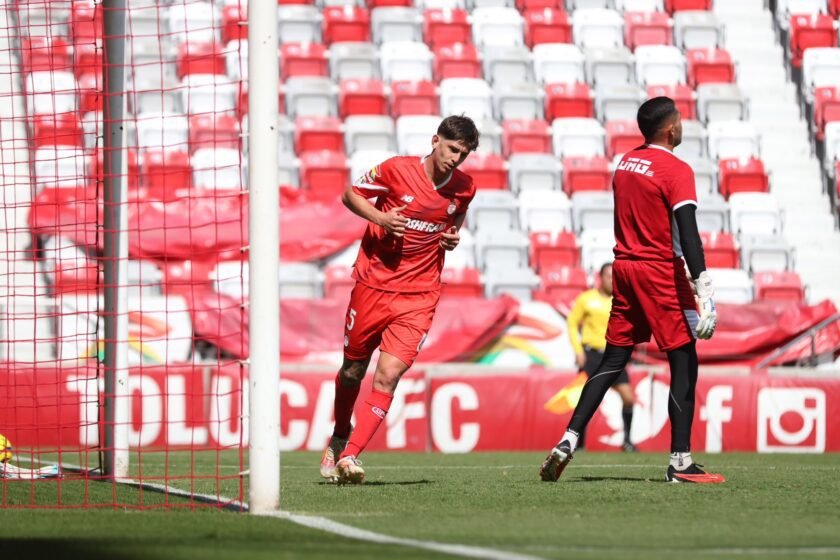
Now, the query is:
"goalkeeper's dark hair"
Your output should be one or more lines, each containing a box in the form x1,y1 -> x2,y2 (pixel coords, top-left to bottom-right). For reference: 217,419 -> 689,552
438,115 -> 480,152
637,97 -> 679,142
599,262 -> 612,277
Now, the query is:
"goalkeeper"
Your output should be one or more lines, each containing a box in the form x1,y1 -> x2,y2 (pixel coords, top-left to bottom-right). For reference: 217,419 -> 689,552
541,97 -> 724,484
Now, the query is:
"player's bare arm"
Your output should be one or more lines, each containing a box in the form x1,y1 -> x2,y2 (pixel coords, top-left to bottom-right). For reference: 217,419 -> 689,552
341,186 -> 408,237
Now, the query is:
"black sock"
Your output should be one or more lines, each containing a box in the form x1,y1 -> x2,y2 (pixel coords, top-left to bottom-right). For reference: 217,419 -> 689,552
667,342 -> 698,453
622,406 -> 633,443
568,344 -> 634,435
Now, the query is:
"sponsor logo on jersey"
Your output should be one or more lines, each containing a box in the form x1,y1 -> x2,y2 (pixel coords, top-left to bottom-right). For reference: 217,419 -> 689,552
405,219 -> 446,233
401,194 -> 415,203
616,157 -> 654,177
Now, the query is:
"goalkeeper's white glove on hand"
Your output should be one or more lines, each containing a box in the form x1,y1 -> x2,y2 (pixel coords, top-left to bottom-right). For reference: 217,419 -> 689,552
691,271 -> 717,340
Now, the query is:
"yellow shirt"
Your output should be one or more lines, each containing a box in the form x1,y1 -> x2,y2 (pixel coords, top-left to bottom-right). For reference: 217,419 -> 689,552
567,288 -> 612,354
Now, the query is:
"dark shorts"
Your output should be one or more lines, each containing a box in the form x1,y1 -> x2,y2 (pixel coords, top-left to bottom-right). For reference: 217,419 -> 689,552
583,347 -> 630,386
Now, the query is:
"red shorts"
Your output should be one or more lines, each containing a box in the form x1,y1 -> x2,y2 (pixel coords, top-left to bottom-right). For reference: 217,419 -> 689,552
343,282 -> 440,367
605,258 -> 699,352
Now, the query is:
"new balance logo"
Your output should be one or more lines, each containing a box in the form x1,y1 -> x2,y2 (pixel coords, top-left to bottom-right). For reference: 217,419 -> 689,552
371,406 -> 387,419
401,195 -> 415,203
405,219 -> 445,233
617,157 -> 654,177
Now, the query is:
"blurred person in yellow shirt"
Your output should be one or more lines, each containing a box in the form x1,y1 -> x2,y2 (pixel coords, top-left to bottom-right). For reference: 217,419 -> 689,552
566,262 -> 637,452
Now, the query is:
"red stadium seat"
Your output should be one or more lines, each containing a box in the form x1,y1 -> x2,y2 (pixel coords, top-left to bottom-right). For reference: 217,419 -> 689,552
90,148 -> 140,189
518,0 -> 563,11
238,82 -> 286,120
524,8 -> 572,48
163,260 -> 214,299
177,42 -> 226,79
605,120 -> 645,159
789,14 -> 838,69
440,267 -> 484,298
664,0 -> 711,14
718,157 -> 769,199
562,156 -> 611,195
686,48 -> 735,88
700,231 -> 739,268
646,84 -> 695,120
502,119 -> 551,156
753,271 -> 805,303
299,151 -> 350,199
624,11 -> 673,51
434,43 -> 482,81
32,113 -> 84,148
390,80 -> 439,117
534,265 -> 588,311
70,0 -> 102,41
544,82 -> 593,121
222,5 -> 247,44
831,0 -> 840,17
278,0 -> 315,4
77,72 -> 102,114
142,149 -> 192,200
813,86 -> 840,141
294,116 -> 345,154
322,6 -> 371,46
280,42 -> 329,80
423,9 -> 471,49
323,265 -> 356,301
368,0 -> 414,6
339,78 -> 388,117
20,36 -> 72,73
529,231 -> 579,272
189,114 -> 241,153
73,41 -> 101,78
52,254 -> 99,296
459,152 -> 508,190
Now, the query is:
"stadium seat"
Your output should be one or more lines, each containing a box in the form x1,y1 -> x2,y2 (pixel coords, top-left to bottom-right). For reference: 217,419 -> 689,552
825,122 -> 840,173
718,157 -> 769,199
188,113 -> 240,154
142,149 -> 193,200
41,236 -> 98,296
530,231 -> 580,271
20,36 -> 72,73
222,4 -> 247,44
572,9 -> 624,49
572,191 -> 614,232
569,0 -> 611,8
683,156 -> 718,196
396,114 -> 441,154
552,117 -> 606,158
126,260 -> 165,298
634,45 -> 686,86
89,149 -> 140,190
279,262 -> 323,299
474,118 -> 505,154
789,14 -> 837,68
544,82 -> 594,121
646,84 -> 696,120
519,190 -> 574,232
191,148 -> 242,191
285,76 -> 338,117
443,227 -> 477,269
584,46 -> 636,87
323,6 -> 371,45
483,45 -> 533,86
25,71 -> 77,116
344,115 -> 397,152
322,265 -> 355,301
371,7 -> 423,44
562,155 -> 612,194
423,8 -> 472,48
34,147 -> 87,189
707,267 -> 753,304
728,192 -> 783,237
471,7 -> 525,47
417,0 -> 468,9
685,47 -> 735,88
339,78 -> 388,117
281,42 -> 330,80
524,8 -> 572,48
469,190 -> 520,231
476,229 -> 530,270
740,234 -> 795,272
370,0 -> 416,7
615,0 -> 665,10
579,228 -> 615,272
673,10 -> 721,50
508,153 -> 562,193
595,84 -> 646,122
753,271 -> 806,303
295,116 -> 345,153
623,11 -> 672,51
72,40 -> 101,78
695,192 -> 729,232
440,78 -> 494,122
298,150 -> 350,199
494,82 -> 543,121
212,261 -> 248,299
390,80 -> 439,116
348,149 -> 398,182
485,267 -> 541,300
440,267 -> 485,298
278,5 -> 322,44
434,43 -> 482,80
70,0 -> 102,41
459,152 -> 509,190
77,73 -> 102,116
168,1 -> 220,44
178,42 -> 226,80
136,112 -> 189,151
802,47 -> 840,101
178,74 -> 237,116
242,114 -> 294,157
707,120 -> 760,161
664,0 -> 712,13
381,41 -> 434,82
534,265 -> 589,308
812,86 -> 840,141
700,231 -> 739,268
696,83 -> 748,123
533,43 -> 586,84
517,0 -> 563,11
32,113 -> 83,149
502,119 -> 551,155
605,120 -> 645,158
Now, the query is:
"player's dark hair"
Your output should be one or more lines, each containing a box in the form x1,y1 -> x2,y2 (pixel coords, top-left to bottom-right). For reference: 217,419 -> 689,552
599,262 -> 612,277
437,115 -> 480,152
637,97 -> 678,142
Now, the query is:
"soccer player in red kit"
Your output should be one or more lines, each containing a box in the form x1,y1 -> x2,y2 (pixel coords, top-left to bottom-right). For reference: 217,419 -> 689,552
540,97 -> 725,484
320,115 -> 480,484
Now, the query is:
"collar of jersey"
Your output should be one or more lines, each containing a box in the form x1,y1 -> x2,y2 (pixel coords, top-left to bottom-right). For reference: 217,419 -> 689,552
420,156 -> 453,190
645,143 -> 673,154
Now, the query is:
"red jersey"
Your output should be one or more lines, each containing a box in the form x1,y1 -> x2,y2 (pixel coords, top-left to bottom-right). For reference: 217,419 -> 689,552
351,156 -> 476,293
612,144 -> 697,261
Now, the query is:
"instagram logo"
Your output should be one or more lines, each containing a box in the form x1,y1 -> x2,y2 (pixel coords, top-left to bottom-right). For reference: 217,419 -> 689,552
757,388 -> 826,453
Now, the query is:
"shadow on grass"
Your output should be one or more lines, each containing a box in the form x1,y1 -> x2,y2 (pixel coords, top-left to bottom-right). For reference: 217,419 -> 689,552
320,480 -> 434,487
0,539 -> 137,560
567,476 -> 653,483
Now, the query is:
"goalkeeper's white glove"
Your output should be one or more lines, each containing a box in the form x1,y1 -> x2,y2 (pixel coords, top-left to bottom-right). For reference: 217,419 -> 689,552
691,271 -> 717,340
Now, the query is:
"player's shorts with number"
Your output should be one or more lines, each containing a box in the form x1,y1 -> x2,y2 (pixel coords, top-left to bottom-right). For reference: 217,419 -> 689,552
605,258 -> 699,352
343,282 -> 439,367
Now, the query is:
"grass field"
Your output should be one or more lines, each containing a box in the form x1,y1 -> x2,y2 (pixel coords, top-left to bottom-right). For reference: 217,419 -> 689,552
0,451 -> 839,559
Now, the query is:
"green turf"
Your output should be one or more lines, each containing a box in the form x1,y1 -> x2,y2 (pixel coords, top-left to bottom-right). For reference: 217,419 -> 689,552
0,451 -> 839,559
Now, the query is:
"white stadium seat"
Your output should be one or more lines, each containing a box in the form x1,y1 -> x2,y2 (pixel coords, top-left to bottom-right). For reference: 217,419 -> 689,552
380,41 -> 433,82
552,117 -> 606,158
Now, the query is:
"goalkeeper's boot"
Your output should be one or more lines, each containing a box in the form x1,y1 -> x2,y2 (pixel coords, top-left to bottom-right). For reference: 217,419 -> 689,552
666,463 -> 726,484
320,429 -> 351,480
336,455 -> 365,485
540,440 -> 573,482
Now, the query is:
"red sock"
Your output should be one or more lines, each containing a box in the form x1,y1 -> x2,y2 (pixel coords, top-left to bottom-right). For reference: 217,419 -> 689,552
333,374 -> 361,439
340,389 -> 393,459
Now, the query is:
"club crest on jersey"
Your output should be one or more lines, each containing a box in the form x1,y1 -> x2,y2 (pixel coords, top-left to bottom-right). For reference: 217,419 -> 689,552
401,194 -> 415,203
447,202 -> 457,215
617,157 -> 654,177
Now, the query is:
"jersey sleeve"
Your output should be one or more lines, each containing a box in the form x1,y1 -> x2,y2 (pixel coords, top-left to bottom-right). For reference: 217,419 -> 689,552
667,161 -> 698,211
352,158 -> 394,198
453,174 -> 476,218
